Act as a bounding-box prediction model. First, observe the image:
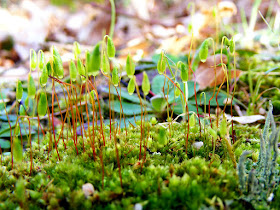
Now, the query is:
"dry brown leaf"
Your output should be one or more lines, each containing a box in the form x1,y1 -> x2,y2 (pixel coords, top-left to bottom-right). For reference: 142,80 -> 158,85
194,54 -> 242,90
225,114 -> 265,124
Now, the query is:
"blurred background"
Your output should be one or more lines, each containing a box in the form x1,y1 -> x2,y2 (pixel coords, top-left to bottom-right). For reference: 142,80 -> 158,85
1,0 -> 279,82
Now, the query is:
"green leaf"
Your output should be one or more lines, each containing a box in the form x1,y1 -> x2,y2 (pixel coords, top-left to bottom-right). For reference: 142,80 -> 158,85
104,114 -> 155,128
173,103 -> 202,115
101,87 -> 150,106
0,115 -> 17,121
197,91 -> 237,106
110,100 -> 151,116
151,95 -> 167,112
0,139 -> 11,149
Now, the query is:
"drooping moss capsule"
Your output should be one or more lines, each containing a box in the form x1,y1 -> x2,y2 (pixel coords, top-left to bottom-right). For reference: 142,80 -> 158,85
112,67 -> 119,87
77,58 -> 85,76
69,60 -> 77,82
38,50 -> 45,70
73,41 -> 81,59
157,51 -> 166,75
38,92 -> 47,117
142,71 -> 150,96
107,36 -> 115,58
40,65 -> 48,87
16,80 -> 23,102
199,39 -> 209,63
127,76 -> 135,95
28,73 -> 36,99
89,43 -> 101,77
125,54 -> 135,78
30,49 -> 37,70
52,47 -> 64,79
180,62 -> 188,82
46,61 -> 52,76
101,52 -> 110,75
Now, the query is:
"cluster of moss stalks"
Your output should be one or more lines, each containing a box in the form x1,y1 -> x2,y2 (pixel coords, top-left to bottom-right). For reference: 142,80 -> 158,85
0,35 -> 279,209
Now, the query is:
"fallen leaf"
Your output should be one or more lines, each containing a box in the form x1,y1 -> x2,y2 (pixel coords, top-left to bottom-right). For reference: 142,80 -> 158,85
194,54 -> 242,90
225,114 -> 265,124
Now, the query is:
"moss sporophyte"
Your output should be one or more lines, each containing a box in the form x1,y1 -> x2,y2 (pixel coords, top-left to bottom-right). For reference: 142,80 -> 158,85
0,35 -> 279,209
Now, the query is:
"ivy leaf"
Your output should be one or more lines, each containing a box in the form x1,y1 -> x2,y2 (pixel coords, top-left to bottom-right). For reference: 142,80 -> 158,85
150,95 -> 167,112
110,100 -> 151,116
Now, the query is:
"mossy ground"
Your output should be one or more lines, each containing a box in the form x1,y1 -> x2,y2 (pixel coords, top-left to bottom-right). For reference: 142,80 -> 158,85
0,120 -> 279,209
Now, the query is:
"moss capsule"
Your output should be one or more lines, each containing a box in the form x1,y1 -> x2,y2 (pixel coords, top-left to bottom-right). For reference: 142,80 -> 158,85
38,50 -> 45,70
175,81 -> 181,98
229,39 -> 234,54
69,60 -> 77,82
30,49 -> 37,70
189,114 -> 196,128
199,39 -> 209,63
73,41 -> 81,59
127,77 -> 135,95
52,47 -> 64,79
180,62 -> 188,82
107,36 -> 115,58
220,115 -> 227,138
28,73 -> 36,99
112,67 -> 119,87
125,54 -> 135,78
142,71 -> 150,96
77,58 -> 85,76
16,80 -> 23,102
40,65 -> 48,87
101,52 -> 110,75
157,51 -> 166,75
13,126 -> 23,162
38,92 -> 47,117
90,43 -> 101,76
